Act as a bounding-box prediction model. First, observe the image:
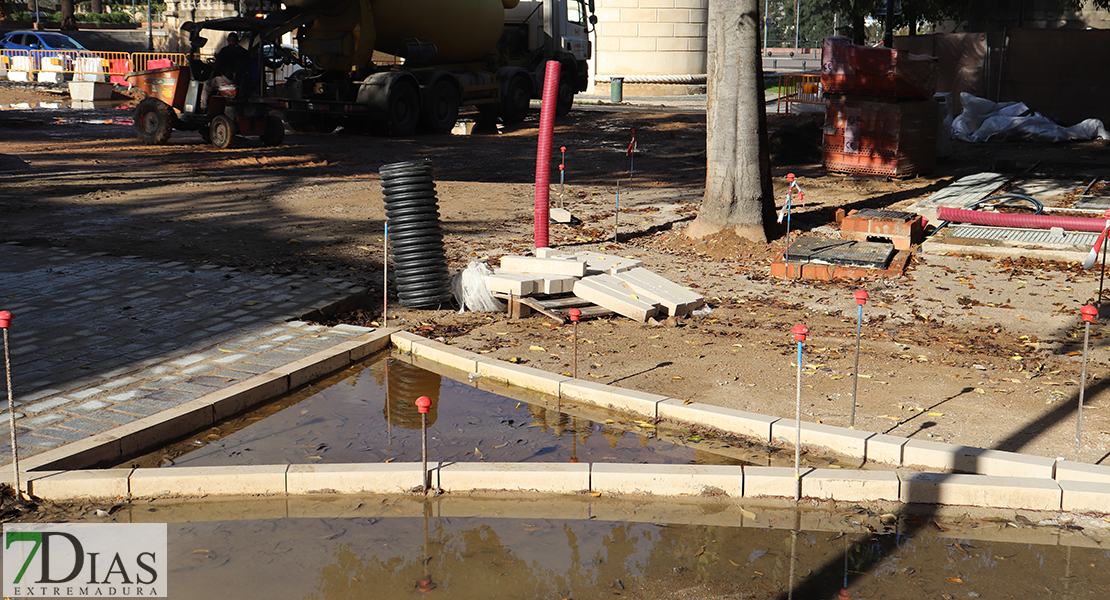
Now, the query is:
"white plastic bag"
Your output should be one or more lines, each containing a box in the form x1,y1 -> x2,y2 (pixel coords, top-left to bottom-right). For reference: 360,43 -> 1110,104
952,92 -> 1109,143
451,261 -> 506,314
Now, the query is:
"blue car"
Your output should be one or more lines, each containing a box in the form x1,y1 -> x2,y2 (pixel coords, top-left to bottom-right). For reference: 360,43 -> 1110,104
0,30 -> 86,52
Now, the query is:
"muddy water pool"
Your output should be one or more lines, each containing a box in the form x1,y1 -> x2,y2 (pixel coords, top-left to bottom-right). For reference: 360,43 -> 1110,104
138,353 -> 830,469
108,495 -> 1110,599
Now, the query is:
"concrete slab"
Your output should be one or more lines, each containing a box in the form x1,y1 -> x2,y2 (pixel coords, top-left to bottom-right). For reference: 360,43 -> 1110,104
434,462 -> 590,493
271,345 -> 353,389
865,433 -> 908,466
558,379 -> 666,418
743,466 -> 807,498
475,359 -> 571,397
28,469 -> 132,500
657,400 -> 778,442
801,469 -> 900,502
391,330 -> 423,354
200,372 -> 289,421
130,465 -> 289,497
573,277 -> 659,322
899,472 -> 1062,510
1055,460 -> 1110,484
408,338 -> 481,373
591,463 -> 743,497
500,255 -> 587,277
488,272 -> 541,296
772,419 -> 871,460
902,440 -> 1057,477
287,463 -> 424,494
1059,480 -> 1110,514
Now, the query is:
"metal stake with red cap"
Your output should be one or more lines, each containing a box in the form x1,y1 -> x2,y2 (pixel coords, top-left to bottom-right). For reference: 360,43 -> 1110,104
0,310 -> 21,499
851,290 -> 869,428
791,323 -> 809,501
569,308 -> 581,379
416,396 -> 431,492
1077,304 -> 1097,461
559,145 -> 567,208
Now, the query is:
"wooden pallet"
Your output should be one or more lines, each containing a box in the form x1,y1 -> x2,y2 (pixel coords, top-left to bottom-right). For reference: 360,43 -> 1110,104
493,293 -> 614,324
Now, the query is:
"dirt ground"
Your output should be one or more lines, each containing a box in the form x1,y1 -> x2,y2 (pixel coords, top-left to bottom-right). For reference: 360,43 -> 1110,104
4,85 -> 1110,470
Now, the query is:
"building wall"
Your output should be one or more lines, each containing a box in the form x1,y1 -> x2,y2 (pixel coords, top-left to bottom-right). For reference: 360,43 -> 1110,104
592,0 -> 708,81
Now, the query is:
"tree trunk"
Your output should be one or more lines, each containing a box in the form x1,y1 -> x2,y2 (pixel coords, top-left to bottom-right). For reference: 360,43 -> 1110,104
687,0 -> 776,243
60,0 -> 77,29
92,0 -> 103,14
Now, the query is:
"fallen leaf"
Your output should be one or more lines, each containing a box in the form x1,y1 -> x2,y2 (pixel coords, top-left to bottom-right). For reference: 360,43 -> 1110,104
529,345 -> 546,352
740,508 -> 757,520
729,559 -> 742,567
694,546 -> 705,557
973,388 -> 986,394
928,411 -> 944,416
947,577 -> 964,584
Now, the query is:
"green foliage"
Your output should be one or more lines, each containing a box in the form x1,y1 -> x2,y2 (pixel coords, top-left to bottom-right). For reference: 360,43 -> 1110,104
9,9 -> 134,23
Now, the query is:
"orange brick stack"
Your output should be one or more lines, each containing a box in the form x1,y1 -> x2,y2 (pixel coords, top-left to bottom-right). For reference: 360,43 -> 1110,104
820,37 -> 939,178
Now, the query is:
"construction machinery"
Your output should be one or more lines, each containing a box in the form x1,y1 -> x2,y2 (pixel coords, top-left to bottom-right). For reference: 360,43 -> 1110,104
129,17 -> 291,148
274,0 -> 595,134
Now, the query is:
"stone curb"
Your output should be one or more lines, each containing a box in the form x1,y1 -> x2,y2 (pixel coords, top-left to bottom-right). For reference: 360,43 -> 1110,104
11,332 -> 1110,517
23,462 -> 1110,521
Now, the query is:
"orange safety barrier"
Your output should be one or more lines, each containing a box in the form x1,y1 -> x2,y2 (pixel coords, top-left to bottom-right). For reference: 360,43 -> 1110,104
776,72 -> 824,114
129,52 -> 188,72
0,50 -> 216,86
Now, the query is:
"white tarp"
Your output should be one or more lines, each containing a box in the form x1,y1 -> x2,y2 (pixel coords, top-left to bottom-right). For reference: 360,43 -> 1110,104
951,92 -> 1109,143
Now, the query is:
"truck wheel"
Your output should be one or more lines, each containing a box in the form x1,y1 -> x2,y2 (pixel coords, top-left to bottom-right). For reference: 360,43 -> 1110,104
385,80 -> 420,136
210,115 -> 238,149
134,97 -> 175,145
556,77 -> 575,117
260,115 -> 285,146
418,80 -> 459,134
500,75 -> 530,125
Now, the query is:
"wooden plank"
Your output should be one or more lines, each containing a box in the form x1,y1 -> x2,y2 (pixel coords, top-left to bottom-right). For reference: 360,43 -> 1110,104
493,293 -> 612,324
500,255 -> 587,277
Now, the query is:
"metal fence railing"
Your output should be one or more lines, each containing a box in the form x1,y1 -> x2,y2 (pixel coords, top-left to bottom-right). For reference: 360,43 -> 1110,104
1,48 -> 302,90
776,72 -> 824,114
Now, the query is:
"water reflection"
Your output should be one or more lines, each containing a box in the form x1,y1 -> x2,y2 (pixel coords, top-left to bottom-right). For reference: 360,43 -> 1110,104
167,357 -> 728,467
140,499 -> 1110,599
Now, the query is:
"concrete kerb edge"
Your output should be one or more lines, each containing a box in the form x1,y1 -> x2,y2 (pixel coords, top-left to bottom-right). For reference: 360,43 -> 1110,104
379,334 -> 1109,515
7,331 -> 1106,519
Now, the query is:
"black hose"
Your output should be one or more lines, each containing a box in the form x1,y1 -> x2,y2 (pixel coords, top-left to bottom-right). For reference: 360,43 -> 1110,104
380,159 -> 455,309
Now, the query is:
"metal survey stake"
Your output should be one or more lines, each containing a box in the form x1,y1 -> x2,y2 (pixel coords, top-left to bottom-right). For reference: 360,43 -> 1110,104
1100,210 -> 1110,306
791,323 -> 809,502
559,145 -> 566,208
614,180 -> 620,243
416,396 -> 431,491
383,222 -> 389,327
569,308 -> 581,378
779,173 -> 797,268
0,310 -> 21,500
851,290 -> 869,428
627,128 -> 636,179
1077,305 -> 1097,461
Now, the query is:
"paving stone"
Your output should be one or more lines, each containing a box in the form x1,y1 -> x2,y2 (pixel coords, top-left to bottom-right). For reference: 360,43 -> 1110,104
34,426 -> 91,442
180,364 -> 215,376
140,376 -> 184,390
111,403 -> 162,417
65,400 -> 112,415
105,390 -> 147,403
147,390 -> 201,404
18,434 -> 66,449
85,410 -> 140,426
173,382 -> 217,394
17,413 -> 67,428
21,397 -> 73,414
248,351 -> 303,367
100,376 -> 140,390
59,417 -> 114,434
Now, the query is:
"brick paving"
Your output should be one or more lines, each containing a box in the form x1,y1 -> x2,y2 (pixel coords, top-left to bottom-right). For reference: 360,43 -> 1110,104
0,242 -> 372,465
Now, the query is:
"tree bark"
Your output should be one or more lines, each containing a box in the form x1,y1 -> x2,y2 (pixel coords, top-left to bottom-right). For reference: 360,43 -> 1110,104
60,0 -> 77,29
92,0 -> 103,14
687,0 -> 776,242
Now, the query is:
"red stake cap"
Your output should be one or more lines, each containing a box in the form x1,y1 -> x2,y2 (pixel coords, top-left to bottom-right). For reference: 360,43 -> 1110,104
0,311 -> 10,329
854,290 -> 869,305
1104,209 -> 1110,218
1081,304 -> 1098,323
568,308 -> 581,322
416,396 -> 431,414
787,172 -> 796,182
559,164 -> 564,171
792,323 -> 809,342
560,146 -> 566,152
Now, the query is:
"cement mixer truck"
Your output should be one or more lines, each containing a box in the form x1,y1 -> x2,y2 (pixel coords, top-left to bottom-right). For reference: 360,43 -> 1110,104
270,0 -> 595,134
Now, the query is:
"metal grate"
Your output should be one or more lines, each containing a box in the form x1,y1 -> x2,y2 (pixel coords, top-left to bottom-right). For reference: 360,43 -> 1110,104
945,225 -> 1098,247
853,208 -> 917,222
786,238 -> 896,269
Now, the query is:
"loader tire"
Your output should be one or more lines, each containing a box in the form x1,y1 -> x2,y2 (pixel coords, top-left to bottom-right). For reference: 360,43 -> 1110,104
134,98 -> 175,145
209,115 -> 238,149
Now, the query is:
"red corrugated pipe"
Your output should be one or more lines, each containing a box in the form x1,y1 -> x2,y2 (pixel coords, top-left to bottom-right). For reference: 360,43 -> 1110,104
936,207 -> 1108,233
534,60 -> 561,248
